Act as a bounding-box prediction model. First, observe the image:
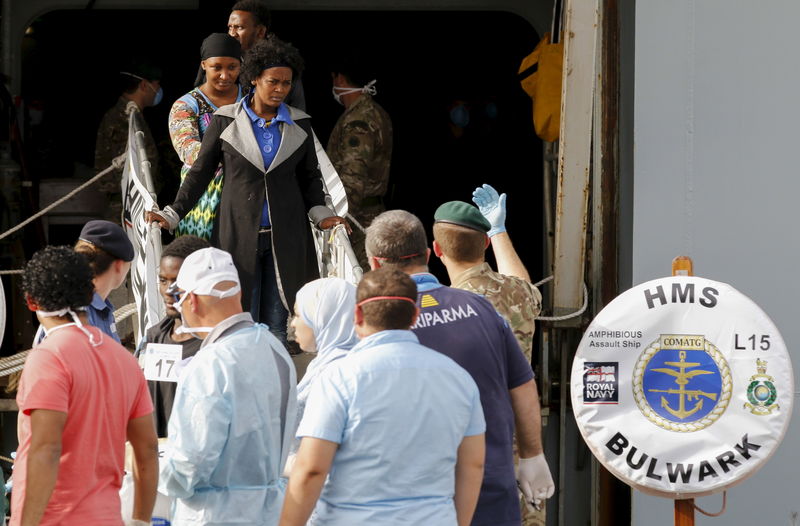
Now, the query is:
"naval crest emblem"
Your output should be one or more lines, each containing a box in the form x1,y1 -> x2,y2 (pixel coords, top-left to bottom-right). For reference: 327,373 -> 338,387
633,334 -> 732,432
744,359 -> 779,415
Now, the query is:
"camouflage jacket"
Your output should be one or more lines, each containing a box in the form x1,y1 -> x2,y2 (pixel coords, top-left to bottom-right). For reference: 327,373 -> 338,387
451,262 -> 542,361
94,97 -> 160,196
326,94 -> 392,219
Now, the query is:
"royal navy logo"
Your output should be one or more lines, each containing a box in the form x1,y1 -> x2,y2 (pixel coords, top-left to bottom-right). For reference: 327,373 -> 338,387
583,362 -> 619,404
633,334 -> 732,432
744,359 -> 779,415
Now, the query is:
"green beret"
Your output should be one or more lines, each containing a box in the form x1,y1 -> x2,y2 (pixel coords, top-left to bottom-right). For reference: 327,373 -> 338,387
434,201 -> 490,233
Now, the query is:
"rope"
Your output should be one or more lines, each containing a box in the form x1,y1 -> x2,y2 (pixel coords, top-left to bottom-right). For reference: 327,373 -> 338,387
0,350 -> 28,378
0,454 -> 13,465
0,270 -> 23,275
0,351 -> 28,369
114,302 -> 138,323
533,275 -> 589,322
0,302 -> 138,378
0,153 -> 127,243
694,491 -> 727,517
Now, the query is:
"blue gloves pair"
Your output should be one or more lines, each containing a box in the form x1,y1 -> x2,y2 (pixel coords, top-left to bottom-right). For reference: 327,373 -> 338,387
472,184 -> 507,237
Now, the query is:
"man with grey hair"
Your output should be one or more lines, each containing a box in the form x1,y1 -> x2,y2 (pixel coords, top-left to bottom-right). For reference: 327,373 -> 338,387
365,210 -> 554,526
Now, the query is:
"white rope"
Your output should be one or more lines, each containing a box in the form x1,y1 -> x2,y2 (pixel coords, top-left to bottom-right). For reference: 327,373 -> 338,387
113,302 -> 138,323
533,275 -> 589,322
0,350 -> 29,377
0,270 -> 22,275
0,153 -> 127,243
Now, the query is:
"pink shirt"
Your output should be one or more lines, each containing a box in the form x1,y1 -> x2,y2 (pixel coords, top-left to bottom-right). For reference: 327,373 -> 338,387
10,325 -> 153,526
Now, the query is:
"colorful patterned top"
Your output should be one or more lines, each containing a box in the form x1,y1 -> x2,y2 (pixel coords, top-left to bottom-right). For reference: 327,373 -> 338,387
168,86 -> 243,239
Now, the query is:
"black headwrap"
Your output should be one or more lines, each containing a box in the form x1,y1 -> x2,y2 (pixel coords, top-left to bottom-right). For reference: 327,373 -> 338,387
194,33 -> 242,86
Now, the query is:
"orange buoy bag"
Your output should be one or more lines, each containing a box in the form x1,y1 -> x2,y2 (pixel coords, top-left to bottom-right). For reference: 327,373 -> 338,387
519,33 -> 563,142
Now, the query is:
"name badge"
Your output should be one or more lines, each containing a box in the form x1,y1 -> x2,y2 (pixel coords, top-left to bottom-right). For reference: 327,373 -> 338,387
142,343 -> 183,382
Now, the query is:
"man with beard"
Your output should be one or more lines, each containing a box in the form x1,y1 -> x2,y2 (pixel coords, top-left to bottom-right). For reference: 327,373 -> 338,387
135,235 -> 210,437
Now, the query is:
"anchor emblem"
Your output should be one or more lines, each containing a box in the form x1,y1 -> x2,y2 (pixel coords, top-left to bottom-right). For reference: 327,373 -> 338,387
647,351 -> 718,419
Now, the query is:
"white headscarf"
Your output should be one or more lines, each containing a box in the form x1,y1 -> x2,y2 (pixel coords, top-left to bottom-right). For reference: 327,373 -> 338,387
295,278 -> 358,410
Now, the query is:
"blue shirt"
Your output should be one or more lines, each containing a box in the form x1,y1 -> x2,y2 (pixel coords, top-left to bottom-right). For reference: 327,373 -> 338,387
410,273 -> 533,526
86,292 -> 120,343
297,329 -> 485,525
243,97 -> 293,227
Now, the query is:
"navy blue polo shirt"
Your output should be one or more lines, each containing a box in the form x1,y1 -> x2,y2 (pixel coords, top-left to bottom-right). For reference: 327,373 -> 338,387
410,273 -> 533,526
86,292 -> 121,343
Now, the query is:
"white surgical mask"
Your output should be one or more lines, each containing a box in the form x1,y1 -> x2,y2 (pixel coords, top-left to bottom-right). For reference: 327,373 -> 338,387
169,283 -> 242,336
37,306 -> 100,346
332,79 -> 377,105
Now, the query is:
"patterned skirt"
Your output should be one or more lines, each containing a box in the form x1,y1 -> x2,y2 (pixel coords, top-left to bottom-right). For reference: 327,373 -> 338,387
175,164 -> 224,240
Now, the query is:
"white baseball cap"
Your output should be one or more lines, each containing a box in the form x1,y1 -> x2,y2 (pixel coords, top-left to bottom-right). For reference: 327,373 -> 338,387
175,247 -> 240,296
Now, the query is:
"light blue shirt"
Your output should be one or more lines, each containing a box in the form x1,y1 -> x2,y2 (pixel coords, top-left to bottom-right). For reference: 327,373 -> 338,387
159,313 -> 297,525
297,330 -> 485,525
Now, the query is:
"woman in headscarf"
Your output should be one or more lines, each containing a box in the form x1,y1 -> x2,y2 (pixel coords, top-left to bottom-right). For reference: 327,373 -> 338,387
291,277 -> 358,422
168,33 -> 244,240
149,35 -> 349,345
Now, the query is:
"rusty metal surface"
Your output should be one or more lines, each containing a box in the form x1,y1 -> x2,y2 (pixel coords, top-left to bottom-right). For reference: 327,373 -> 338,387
553,0 -> 599,320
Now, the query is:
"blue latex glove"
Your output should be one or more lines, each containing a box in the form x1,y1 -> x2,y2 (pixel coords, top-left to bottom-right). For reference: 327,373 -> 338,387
472,184 -> 507,237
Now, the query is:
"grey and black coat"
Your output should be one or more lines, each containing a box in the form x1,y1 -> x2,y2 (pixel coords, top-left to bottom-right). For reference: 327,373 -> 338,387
168,101 -> 333,312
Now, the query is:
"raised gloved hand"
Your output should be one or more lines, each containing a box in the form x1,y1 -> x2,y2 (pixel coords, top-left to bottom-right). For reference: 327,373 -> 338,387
516,453 -> 555,511
472,184 -> 507,237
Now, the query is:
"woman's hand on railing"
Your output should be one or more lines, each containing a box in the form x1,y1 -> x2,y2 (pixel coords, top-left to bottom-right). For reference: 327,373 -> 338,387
145,210 -> 167,228
319,216 -> 352,235
144,207 -> 180,231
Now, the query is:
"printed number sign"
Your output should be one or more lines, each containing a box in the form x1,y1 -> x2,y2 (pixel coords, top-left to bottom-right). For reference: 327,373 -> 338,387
142,343 -> 183,383
571,276 -> 794,498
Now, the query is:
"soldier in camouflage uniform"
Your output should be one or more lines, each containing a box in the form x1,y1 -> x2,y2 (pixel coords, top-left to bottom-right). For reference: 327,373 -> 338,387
326,56 -> 392,268
432,187 -> 549,526
95,67 -> 162,224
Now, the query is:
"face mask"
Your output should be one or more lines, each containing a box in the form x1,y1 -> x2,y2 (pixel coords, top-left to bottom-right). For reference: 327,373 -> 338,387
169,282 -> 242,336
37,306 -> 100,346
332,79 -> 378,105
450,104 -> 470,128
143,80 -> 163,107
150,85 -> 164,107
120,72 -> 162,106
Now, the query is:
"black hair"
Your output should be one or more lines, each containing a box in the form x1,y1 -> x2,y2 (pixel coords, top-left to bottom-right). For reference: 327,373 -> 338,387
162,235 -> 211,261
240,34 -> 304,86
329,49 -> 375,88
232,0 -> 272,29
119,58 -> 162,95
22,246 -> 94,311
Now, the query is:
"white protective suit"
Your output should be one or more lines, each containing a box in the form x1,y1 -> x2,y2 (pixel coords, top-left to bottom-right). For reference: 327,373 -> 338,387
159,312 -> 297,525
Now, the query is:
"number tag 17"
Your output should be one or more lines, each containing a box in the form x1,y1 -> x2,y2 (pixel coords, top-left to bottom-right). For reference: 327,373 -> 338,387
142,343 -> 184,382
